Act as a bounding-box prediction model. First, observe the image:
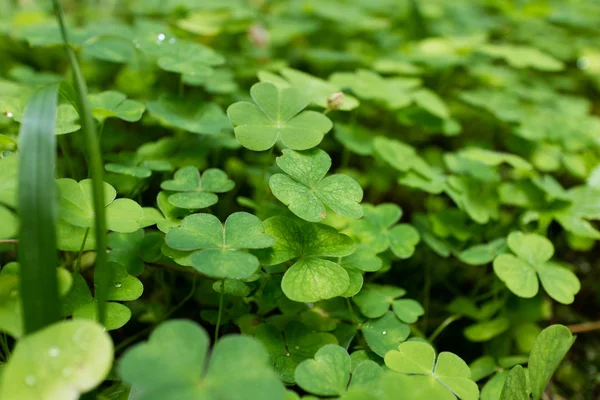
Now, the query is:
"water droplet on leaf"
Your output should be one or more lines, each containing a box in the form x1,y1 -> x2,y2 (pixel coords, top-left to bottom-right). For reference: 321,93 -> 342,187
49,347 -> 60,357
25,375 -> 36,386
382,330 -> 387,335
115,282 -> 122,288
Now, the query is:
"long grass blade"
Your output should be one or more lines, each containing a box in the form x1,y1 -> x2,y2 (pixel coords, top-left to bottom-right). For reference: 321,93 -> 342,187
51,0 -> 109,325
18,84 -> 61,334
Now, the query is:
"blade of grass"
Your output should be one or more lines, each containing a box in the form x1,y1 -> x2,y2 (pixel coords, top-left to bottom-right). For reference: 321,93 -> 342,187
17,84 -> 61,334
51,0 -> 109,325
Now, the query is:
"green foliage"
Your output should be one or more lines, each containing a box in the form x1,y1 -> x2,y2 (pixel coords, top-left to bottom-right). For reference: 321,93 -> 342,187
1,0 -> 598,398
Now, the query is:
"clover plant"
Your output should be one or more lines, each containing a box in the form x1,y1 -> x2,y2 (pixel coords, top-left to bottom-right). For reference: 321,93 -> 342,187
0,0 -> 598,399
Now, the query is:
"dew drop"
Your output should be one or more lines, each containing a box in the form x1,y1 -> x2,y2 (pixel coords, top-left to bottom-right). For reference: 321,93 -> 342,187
6,112 -> 13,118
382,330 -> 387,335
577,56 -> 590,70
49,347 -> 60,357
115,282 -> 122,288
157,33 -> 166,41
285,352 -> 290,356
307,302 -> 314,308
25,375 -> 36,386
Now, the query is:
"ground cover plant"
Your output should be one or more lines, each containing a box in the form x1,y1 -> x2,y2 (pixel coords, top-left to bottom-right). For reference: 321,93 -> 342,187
0,0 -> 599,399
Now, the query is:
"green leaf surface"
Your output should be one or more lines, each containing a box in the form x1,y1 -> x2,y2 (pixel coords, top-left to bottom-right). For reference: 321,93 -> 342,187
362,312 -> 410,357
295,344 -> 351,396
528,325 -> 575,400
228,82 -> 333,151
0,320 -> 113,400
119,319 -> 285,400
270,149 -> 363,222
148,96 -> 230,135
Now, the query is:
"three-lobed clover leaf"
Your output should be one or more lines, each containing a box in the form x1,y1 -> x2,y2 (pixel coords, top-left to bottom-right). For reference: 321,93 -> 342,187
257,216 -> 356,302
294,344 -> 383,398
385,341 -> 480,400
353,284 -> 424,324
255,321 -> 338,384
119,319 -> 285,400
258,68 -> 360,111
57,178 -> 144,233
270,149 -> 363,222
227,82 -> 333,151
345,203 -> 420,257
155,40 -> 225,76
493,232 -> 580,304
0,320 -> 113,400
165,212 -> 274,279
147,96 -> 231,135
160,166 -> 235,209
88,90 -> 145,123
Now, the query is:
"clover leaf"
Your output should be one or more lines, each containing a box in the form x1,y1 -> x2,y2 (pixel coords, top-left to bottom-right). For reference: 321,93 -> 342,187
0,266 -> 72,338
0,320 -> 113,400
165,212 -> 274,279
119,319 -> 285,400
88,90 -> 145,122
147,96 -> 231,135
227,82 -> 333,151
385,341 -> 479,400
0,205 -> 18,239
108,230 -> 145,275
160,166 -> 234,209
346,203 -> 420,257
57,178 -> 143,233
152,191 -> 188,232
257,216 -> 356,302
493,232 -> 580,304
362,312 -> 410,357
295,344 -> 383,397
270,149 -> 363,222
255,321 -> 338,384
155,40 -> 225,76
258,68 -> 360,111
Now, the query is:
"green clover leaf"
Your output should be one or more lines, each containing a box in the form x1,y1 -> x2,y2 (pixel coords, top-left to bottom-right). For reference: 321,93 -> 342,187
108,230 -> 145,275
119,319 -> 285,400
385,341 -> 479,400
257,216 -> 356,302
255,321 -> 338,384
295,344 -> 348,396
147,96 -> 231,135
346,203 -> 420,257
270,149 -> 363,222
0,205 -> 18,239
294,344 -> 384,399
165,212 -> 274,279
0,266 -> 72,338
73,302 -> 132,331
88,91 -> 145,123
155,41 -> 225,76
0,320 -> 113,400
362,312 -> 410,357
227,82 -> 333,151
457,238 -> 507,266
258,68 -> 360,111
152,191 -> 188,233
493,232 -> 581,304
160,166 -> 234,209
57,178 -> 143,233
105,163 -> 152,179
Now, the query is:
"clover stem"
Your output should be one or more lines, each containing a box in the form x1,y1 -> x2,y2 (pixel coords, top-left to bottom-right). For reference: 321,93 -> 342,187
0,239 -> 18,244
346,297 -> 358,325
258,146 -> 274,208
215,281 -> 225,342
428,314 -> 462,343
74,228 -> 90,274
422,262 -> 431,332
340,147 -> 350,169
58,136 -> 77,179
567,321 -> 600,334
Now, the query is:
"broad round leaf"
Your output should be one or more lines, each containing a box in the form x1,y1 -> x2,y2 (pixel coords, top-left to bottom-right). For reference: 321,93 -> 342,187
295,344 -> 351,396
282,258 -> 350,302
0,320 -> 113,400
493,254 -> 539,298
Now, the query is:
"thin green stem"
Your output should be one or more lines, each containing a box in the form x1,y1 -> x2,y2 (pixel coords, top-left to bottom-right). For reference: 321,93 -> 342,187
215,281 -> 225,342
346,297 -> 358,325
428,314 -> 462,343
422,262 -> 431,333
58,135 -> 76,179
52,0 -> 109,325
74,228 -> 90,274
